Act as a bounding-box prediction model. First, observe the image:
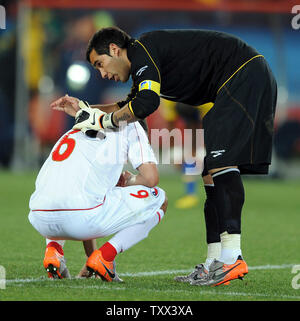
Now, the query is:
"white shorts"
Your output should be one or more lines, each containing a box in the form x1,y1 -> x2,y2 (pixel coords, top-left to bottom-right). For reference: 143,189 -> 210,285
28,185 -> 165,241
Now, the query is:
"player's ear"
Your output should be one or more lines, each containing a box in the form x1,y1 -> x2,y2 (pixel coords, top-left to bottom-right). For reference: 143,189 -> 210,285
109,43 -> 121,57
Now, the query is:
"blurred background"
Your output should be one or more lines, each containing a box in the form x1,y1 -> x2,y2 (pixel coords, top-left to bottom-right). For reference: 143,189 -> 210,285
0,0 -> 300,179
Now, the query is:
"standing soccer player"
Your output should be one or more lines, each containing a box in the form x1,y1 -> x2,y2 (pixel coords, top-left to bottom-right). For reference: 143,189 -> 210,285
28,104 -> 168,281
51,27 -> 277,286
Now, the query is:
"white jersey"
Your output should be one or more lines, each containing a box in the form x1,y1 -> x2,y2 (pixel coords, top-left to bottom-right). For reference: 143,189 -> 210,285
29,122 -> 157,211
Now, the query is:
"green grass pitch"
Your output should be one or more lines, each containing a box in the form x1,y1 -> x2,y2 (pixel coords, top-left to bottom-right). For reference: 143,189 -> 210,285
0,170 -> 299,301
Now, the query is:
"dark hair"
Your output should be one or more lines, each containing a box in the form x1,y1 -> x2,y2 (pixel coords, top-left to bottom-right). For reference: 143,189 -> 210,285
86,27 -> 131,62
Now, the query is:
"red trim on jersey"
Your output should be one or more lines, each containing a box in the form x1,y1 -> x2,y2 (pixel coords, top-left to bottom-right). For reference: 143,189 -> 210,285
31,196 -> 106,212
157,211 -> 161,223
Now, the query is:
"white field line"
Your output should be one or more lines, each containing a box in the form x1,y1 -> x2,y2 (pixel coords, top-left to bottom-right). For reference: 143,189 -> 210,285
11,282 -> 300,300
6,263 -> 298,284
5,263 -> 300,300
12,282 -> 126,291
120,263 -> 298,277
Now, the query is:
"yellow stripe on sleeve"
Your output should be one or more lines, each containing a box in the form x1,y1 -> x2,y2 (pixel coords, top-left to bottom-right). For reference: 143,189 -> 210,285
128,101 -> 135,115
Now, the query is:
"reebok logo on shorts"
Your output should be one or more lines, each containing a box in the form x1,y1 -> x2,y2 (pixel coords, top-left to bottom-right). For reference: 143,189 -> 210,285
211,150 -> 225,158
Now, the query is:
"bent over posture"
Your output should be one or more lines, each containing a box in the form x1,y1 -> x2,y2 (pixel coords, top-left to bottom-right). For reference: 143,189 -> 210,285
28,115 -> 167,281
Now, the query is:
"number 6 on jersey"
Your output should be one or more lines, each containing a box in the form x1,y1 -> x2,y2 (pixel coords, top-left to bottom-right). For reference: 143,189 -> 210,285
52,130 -> 79,162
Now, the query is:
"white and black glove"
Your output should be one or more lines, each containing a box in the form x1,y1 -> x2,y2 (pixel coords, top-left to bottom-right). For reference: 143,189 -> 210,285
72,100 -> 117,131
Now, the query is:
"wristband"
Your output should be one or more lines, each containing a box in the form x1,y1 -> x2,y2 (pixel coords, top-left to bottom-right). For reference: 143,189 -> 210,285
100,112 -> 118,129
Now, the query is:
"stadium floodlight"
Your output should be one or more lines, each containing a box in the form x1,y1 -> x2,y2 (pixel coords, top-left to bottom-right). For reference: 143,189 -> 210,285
66,62 -> 91,91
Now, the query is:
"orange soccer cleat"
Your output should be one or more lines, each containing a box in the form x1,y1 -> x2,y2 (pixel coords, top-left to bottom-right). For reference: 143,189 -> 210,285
190,256 -> 248,286
86,249 -> 119,282
43,246 -> 70,279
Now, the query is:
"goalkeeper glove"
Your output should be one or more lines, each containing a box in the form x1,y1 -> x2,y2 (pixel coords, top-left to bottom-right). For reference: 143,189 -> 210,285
73,101 -> 118,131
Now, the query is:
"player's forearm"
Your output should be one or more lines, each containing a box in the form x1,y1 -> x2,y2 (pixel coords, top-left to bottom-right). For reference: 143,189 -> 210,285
127,174 -> 158,188
126,168 -> 159,188
112,104 -> 139,126
126,174 -> 149,187
91,103 -> 138,123
90,103 -> 120,114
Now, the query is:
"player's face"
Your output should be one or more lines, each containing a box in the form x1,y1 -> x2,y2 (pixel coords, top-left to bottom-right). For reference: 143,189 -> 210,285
90,46 -> 131,83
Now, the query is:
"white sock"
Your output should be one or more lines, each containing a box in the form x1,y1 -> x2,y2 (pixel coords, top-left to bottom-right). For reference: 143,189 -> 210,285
46,239 -> 65,248
109,209 -> 164,253
219,232 -> 242,264
204,242 -> 221,270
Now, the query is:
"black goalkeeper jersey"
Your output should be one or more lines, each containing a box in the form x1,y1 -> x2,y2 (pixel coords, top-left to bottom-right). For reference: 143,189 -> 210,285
119,29 -> 260,118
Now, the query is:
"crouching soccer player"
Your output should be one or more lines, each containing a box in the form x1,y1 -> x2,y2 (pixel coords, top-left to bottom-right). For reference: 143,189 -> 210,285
28,102 -> 168,281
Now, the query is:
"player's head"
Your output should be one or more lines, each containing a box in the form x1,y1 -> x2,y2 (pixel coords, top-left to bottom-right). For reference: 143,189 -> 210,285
86,27 -> 132,83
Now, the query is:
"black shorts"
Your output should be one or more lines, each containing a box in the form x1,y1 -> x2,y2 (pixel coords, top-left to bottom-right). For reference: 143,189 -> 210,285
202,56 -> 277,175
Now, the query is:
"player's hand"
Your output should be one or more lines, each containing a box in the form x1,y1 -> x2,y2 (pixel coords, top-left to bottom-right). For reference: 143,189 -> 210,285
77,263 -> 100,279
121,171 -> 137,186
123,171 -> 134,186
50,94 -> 80,117
73,101 -> 106,131
116,171 -> 133,187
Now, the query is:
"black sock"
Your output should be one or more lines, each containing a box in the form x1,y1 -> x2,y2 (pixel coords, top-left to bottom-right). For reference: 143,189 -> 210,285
204,185 -> 221,244
212,169 -> 245,235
